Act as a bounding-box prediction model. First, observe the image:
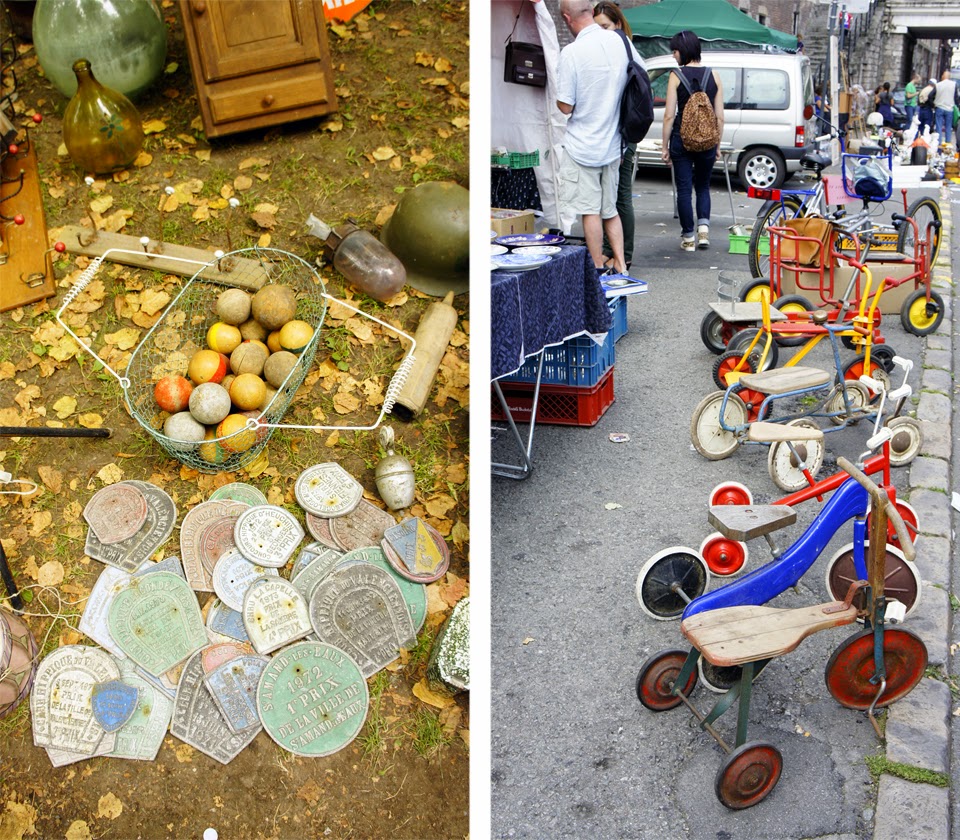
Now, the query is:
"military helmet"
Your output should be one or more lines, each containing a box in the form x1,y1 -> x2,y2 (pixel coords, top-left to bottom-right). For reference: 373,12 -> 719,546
380,181 -> 469,297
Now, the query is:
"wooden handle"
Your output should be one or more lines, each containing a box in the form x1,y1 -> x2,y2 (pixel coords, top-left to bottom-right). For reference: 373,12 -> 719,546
262,95 -> 275,108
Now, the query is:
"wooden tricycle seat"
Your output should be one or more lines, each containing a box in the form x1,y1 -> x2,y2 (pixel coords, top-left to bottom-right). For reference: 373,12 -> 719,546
681,602 -> 859,667
747,420 -> 824,443
739,366 -> 832,394
708,504 -> 797,541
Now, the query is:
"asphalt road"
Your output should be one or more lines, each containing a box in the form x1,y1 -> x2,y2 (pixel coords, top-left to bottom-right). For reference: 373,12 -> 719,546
490,164 -> 941,839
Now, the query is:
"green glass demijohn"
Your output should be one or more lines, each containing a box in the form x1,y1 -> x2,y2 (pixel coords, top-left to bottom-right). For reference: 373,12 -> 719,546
32,0 -> 167,100
63,59 -> 144,174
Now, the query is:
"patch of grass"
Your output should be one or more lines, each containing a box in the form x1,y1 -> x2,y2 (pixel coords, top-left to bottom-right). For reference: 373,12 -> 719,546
407,626 -> 435,668
922,664 -> 960,697
359,671 -> 392,762
865,753 -> 949,787
412,708 -> 451,757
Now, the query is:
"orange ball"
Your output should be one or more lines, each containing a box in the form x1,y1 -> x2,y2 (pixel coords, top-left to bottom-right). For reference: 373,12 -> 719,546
153,375 -> 193,413
217,413 -> 258,453
230,374 -> 267,411
188,349 -> 228,385
279,319 -> 314,354
207,322 -> 242,355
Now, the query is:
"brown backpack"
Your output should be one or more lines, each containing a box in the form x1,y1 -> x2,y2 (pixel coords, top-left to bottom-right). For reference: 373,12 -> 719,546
674,68 -> 720,152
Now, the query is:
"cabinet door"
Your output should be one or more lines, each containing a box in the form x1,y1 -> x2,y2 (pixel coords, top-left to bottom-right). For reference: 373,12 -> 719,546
185,0 -> 322,81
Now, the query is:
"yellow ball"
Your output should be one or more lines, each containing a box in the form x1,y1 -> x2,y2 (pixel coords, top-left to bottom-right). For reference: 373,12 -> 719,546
217,413 -> 258,453
199,429 -> 226,465
278,319 -> 314,354
207,322 -> 242,355
230,373 -> 267,411
266,330 -> 283,354
188,349 -> 228,385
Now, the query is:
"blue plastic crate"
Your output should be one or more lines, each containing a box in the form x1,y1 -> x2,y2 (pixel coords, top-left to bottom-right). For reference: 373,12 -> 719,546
609,296 -> 628,343
502,332 -> 615,387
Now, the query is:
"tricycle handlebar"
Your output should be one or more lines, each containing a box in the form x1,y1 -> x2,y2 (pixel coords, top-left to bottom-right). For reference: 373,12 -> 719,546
836,456 -> 916,562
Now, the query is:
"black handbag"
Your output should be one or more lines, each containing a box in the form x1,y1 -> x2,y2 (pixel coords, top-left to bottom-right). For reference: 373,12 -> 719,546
504,7 -> 546,87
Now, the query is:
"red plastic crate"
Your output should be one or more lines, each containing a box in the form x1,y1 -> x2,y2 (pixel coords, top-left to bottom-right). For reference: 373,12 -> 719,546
492,368 -> 615,427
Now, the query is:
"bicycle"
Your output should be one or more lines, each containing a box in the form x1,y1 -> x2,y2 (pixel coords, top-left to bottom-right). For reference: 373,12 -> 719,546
744,118 -> 942,282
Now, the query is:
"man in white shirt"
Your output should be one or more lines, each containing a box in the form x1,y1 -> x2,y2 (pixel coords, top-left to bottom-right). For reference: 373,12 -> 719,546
934,70 -> 959,144
556,0 -> 643,275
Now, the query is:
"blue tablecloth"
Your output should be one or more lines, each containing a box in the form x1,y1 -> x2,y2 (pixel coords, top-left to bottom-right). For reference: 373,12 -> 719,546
491,245 -> 612,380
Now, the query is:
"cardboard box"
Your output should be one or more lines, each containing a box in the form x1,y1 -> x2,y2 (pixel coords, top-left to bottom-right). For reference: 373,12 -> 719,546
491,208 -> 535,236
777,259 -> 918,315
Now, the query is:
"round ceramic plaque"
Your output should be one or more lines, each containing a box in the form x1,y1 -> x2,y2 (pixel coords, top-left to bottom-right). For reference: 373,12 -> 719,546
257,641 -> 369,757
83,482 -> 148,545
209,482 -> 268,506
213,549 -> 278,612
295,463 -> 363,518
234,505 -> 304,568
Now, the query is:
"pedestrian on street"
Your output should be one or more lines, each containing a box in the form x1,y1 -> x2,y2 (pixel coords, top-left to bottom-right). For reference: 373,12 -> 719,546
918,77 -> 937,135
555,0 -> 641,275
593,1 -> 639,271
904,72 -> 920,128
661,30 -> 724,252
874,82 -> 894,126
934,70 -> 959,145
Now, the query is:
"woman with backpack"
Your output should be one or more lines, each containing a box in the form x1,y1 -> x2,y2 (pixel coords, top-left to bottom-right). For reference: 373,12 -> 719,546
918,78 -> 937,135
661,30 -> 724,252
874,82 -> 894,126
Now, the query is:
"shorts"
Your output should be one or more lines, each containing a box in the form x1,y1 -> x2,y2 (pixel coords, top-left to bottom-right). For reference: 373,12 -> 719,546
558,152 -> 619,219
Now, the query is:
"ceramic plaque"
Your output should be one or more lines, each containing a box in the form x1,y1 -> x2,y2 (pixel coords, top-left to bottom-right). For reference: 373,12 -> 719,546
91,679 -> 140,733
210,482 -> 268,506
234,505 -> 304,568
329,500 -> 395,551
204,654 -> 269,735
134,554 -> 186,580
31,645 -> 119,754
201,641 -> 256,674
213,549 -> 278,612
335,548 -> 427,632
108,572 -> 207,676
108,658 -> 174,761
46,736 -> 115,767
206,598 -> 250,643
78,566 -> 131,658
290,541 -> 343,580
305,512 -> 342,549
242,577 -> 312,655
381,518 -> 450,583
181,500 -> 245,592
257,641 -> 368,757
170,649 -> 257,765
295,463 -> 363,518
84,481 -> 148,544
308,565 -> 416,677
85,482 -> 176,573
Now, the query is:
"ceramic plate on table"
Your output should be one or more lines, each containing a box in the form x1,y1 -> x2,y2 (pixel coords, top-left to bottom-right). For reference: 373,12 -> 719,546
494,233 -> 565,247
490,244 -> 508,256
492,253 -> 553,271
511,245 -> 562,256
490,229 -> 498,240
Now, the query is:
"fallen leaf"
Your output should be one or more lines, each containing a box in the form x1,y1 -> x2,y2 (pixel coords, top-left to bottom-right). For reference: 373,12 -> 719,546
604,502 -> 623,510
194,148 -> 211,162
0,800 -> 37,840
414,51 -> 434,67
296,780 -> 323,807
257,233 -> 271,248
31,515 -> 55,542
250,211 -> 276,230
133,150 -> 153,167
234,175 -> 254,191
97,793 -> 123,820
434,57 -> 453,72
425,494 -> 456,518
173,743 -> 194,763
522,637 -> 535,645
89,195 -> 114,214
38,465 -> 63,493
97,463 -> 123,484
52,396 -> 77,418
445,463 -> 466,484
142,118 -> 166,134
371,146 -> 396,161
333,391 -> 360,414
322,119 -> 344,133
238,156 -> 270,170
450,520 -> 469,548
104,327 -> 140,350
412,677 -> 455,709
65,821 -> 91,840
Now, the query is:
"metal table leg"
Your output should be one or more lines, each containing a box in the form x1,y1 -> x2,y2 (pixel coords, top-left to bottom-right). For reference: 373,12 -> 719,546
491,349 -> 545,480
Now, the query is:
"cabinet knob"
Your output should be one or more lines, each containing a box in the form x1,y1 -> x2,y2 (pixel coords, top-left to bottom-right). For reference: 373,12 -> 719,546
262,95 -> 275,108
191,0 -> 206,14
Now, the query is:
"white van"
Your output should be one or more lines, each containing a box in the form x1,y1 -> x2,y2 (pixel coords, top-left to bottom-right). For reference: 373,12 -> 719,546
634,49 -> 816,189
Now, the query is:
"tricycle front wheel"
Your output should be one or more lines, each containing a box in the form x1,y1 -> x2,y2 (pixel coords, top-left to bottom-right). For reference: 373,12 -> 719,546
715,742 -> 783,810
636,649 -> 698,711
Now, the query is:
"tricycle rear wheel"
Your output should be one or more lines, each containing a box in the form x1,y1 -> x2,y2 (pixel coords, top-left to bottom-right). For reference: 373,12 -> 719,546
636,547 -> 710,620
825,627 -> 927,710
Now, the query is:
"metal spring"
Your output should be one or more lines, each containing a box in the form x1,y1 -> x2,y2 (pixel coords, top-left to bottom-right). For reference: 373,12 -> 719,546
60,254 -> 106,309
383,353 -> 416,414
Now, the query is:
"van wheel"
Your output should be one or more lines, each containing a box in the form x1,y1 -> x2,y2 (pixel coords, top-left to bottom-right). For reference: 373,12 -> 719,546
739,148 -> 786,190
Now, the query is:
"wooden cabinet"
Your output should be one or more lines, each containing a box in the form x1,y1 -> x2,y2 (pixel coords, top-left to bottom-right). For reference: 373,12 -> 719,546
180,0 -> 338,138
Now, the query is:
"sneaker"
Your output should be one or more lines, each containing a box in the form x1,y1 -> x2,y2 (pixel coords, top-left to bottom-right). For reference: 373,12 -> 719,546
681,236 -> 696,252
697,225 -> 710,249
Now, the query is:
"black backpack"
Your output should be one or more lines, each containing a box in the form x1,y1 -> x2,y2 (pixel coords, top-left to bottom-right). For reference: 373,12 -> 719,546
615,30 -> 653,145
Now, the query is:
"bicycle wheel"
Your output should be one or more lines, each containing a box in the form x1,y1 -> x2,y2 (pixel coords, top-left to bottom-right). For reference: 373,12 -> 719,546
897,196 -> 942,268
748,196 -> 805,278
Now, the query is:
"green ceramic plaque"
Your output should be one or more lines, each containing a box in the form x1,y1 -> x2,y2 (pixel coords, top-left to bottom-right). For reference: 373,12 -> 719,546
257,641 -> 368,757
107,571 -> 207,677
335,547 -> 427,632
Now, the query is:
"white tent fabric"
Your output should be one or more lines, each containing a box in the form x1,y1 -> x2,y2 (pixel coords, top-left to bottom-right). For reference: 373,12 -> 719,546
491,1 -> 573,232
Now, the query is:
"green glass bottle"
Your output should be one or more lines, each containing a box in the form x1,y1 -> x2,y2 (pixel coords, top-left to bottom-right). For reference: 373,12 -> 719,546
62,59 -> 144,175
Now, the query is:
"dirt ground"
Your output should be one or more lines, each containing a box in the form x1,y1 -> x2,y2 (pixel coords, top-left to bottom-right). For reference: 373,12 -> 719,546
0,2 -> 469,838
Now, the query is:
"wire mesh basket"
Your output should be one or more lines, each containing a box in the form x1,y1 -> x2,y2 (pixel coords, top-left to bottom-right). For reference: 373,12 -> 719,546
56,247 -> 416,473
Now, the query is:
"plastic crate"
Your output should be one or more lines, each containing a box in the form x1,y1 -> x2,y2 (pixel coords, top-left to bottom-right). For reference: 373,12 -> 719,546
609,296 -> 628,343
730,233 -> 769,255
501,332 -> 615,387
492,368 -> 615,427
491,150 -> 540,169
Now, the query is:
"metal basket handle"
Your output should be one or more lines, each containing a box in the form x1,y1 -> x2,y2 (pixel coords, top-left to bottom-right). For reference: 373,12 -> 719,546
56,247 -> 212,390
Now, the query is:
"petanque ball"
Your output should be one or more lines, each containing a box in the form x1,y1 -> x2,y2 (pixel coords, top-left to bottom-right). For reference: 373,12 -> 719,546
230,340 -> 269,376
260,385 -> 278,412
163,410 -> 206,443
206,322 -> 242,355
188,349 -> 228,385
266,330 -> 283,354
189,382 -> 232,425
154,374 -> 193,413
199,429 -> 226,465
220,374 -> 236,393
216,289 -> 252,325
263,350 -> 299,389
252,284 -> 297,331
239,318 -> 268,342
229,374 -> 267,411
278,320 -> 314,354
217,413 -> 258,453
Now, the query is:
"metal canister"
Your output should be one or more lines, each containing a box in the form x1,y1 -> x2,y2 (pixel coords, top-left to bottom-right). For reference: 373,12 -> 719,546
0,610 -> 38,719
374,427 -> 416,511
